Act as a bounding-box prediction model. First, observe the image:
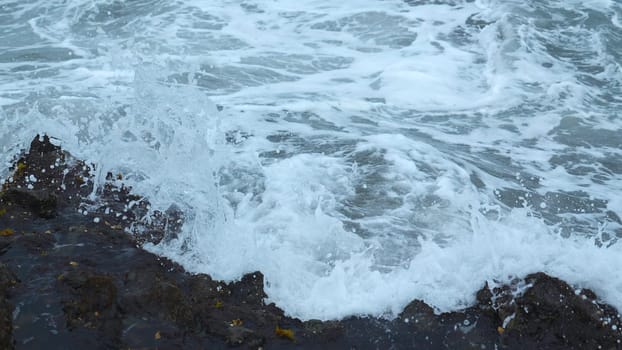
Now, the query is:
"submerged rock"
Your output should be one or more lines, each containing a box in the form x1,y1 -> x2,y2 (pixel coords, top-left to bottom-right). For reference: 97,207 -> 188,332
0,135 -> 621,349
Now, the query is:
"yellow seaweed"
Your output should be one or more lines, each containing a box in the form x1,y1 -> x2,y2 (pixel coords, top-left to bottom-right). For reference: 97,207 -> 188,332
275,326 -> 295,341
0,228 -> 14,236
15,161 -> 27,176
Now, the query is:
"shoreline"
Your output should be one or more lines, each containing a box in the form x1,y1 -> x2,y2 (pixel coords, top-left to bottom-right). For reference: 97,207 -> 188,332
0,135 -> 620,349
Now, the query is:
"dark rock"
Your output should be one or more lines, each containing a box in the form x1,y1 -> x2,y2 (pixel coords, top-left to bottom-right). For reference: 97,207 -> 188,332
496,273 -> 622,349
303,319 -> 343,342
1,188 -> 58,219
62,271 -> 122,347
228,272 -> 267,306
0,135 -> 93,223
399,299 -> 438,331
81,172 -> 185,246
0,263 -> 16,350
226,325 -> 264,347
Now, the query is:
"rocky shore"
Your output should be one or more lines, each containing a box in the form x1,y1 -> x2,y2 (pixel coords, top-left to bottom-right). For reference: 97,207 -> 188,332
0,135 -> 621,349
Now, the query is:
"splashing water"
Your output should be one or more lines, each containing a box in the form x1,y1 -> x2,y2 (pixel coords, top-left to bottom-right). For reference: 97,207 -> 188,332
1,0 -> 622,320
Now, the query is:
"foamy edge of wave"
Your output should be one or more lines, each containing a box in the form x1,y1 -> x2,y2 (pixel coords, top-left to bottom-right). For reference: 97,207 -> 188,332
146,206 -> 622,320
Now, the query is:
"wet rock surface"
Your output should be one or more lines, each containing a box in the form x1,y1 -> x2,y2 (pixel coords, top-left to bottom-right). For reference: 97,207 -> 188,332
0,135 -> 621,349
0,263 -> 17,349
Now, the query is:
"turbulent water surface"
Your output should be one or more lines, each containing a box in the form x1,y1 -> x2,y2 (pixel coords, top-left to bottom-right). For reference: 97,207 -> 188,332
1,0 -> 622,320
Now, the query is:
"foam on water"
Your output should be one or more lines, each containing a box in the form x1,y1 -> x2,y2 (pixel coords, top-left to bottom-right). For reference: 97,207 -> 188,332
1,0 -> 622,320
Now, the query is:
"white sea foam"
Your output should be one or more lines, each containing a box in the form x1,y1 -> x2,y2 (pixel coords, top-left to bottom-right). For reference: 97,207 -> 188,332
1,0 -> 621,320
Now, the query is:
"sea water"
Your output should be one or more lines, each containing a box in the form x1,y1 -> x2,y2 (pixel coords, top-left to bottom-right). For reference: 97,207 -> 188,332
1,0 -> 621,320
